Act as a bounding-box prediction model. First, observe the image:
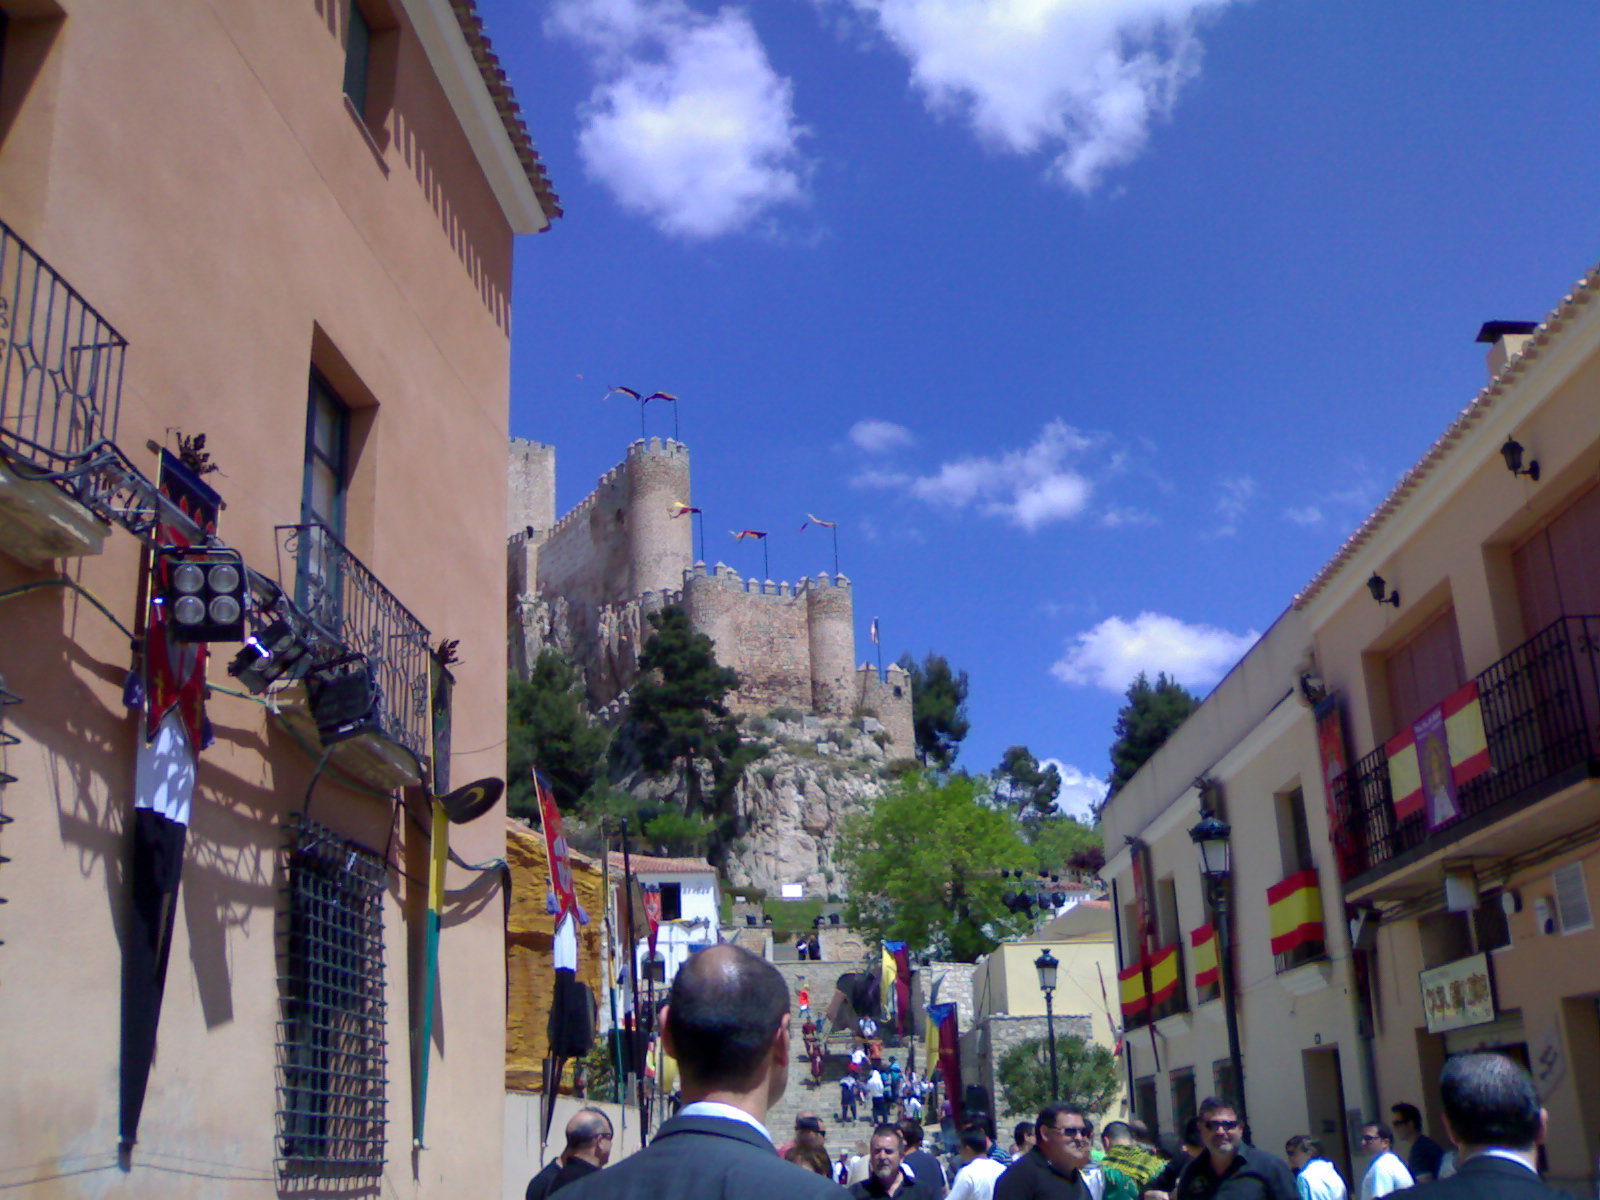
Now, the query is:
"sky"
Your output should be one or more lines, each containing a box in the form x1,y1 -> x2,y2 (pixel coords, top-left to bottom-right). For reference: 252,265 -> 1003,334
484,0 -> 1600,820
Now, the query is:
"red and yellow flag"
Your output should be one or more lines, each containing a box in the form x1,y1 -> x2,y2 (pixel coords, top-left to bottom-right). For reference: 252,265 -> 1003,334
1385,680 -> 1490,825
1190,923 -> 1219,990
1119,942 -> 1180,1016
1267,869 -> 1323,956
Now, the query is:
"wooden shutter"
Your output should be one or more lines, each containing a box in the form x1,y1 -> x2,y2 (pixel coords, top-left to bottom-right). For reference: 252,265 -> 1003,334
1384,608 -> 1466,735
1512,482 -> 1600,638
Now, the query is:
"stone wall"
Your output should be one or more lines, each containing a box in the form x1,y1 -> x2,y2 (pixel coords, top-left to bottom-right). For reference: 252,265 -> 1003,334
508,438 -> 555,535
857,663 -> 915,758
920,960 -> 980,1032
971,1012 -> 1094,1123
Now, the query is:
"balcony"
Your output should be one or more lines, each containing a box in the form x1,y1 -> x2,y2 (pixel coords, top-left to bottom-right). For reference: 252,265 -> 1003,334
1330,615 -> 1600,899
0,220 -> 126,566
1119,940 -> 1188,1030
274,523 -> 431,789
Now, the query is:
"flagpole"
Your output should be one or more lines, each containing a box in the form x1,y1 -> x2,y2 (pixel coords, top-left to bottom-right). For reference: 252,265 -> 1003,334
831,526 -> 839,577
762,538 -> 769,582
620,820 -> 648,1138
875,619 -> 884,680
695,511 -> 705,564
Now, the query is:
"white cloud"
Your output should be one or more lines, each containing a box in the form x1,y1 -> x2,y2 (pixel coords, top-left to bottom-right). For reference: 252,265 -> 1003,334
1100,505 -> 1158,529
1213,474 -> 1256,536
849,418 -> 917,453
1041,759 -> 1109,821
1282,505 -> 1323,527
834,0 -> 1236,193
549,0 -> 810,238
891,420 -> 1096,530
1051,611 -> 1257,694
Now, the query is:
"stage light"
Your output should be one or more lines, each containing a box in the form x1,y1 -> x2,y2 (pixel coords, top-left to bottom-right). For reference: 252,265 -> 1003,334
157,546 -> 247,642
227,619 -> 314,694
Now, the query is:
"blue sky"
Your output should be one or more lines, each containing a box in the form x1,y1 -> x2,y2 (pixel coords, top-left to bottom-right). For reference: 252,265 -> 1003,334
485,0 -> 1600,817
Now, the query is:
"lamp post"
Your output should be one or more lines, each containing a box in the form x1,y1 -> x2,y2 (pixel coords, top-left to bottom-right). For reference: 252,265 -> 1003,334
1189,811 -> 1247,1135
1034,948 -> 1060,1100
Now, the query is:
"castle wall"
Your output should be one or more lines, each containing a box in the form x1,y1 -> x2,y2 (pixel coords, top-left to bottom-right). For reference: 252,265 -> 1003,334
625,440 -> 693,595
806,574 -> 856,717
858,663 -> 915,754
508,438 -> 556,535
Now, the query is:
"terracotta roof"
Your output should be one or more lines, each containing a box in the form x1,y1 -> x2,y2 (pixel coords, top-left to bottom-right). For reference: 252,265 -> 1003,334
1293,263 -> 1600,609
605,851 -> 715,874
448,0 -> 562,225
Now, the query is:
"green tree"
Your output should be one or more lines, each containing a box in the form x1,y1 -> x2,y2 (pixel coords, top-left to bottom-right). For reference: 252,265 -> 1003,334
506,653 -> 611,819
1026,814 -> 1103,878
898,652 -> 971,770
837,771 -> 1026,961
612,604 -> 762,850
993,745 -> 1062,816
1105,672 -> 1200,807
995,1032 -> 1121,1118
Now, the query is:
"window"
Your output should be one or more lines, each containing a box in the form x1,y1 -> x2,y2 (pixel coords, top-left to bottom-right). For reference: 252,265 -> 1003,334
1276,787 -> 1315,875
1169,1068 -> 1197,1133
276,817 -> 387,1179
1133,1075 -> 1159,1134
1473,892 -> 1512,953
1553,862 -> 1593,935
298,371 -> 351,630
1212,1058 -> 1239,1111
343,2 -> 371,112
659,881 -> 682,922
1383,608 -> 1466,736
1511,482 -> 1600,637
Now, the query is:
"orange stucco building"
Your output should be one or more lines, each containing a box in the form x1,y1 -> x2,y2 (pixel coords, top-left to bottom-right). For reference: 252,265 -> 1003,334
0,1 -> 556,1195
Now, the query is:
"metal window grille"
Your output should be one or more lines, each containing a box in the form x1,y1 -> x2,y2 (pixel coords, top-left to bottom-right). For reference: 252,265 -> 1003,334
0,676 -> 18,947
275,816 -> 388,1179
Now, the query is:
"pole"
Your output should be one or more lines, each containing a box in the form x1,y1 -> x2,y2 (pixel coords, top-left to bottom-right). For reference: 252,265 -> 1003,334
1212,879 -> 1248,1138
695,511 -> 705,564
762,538 -> 769,582
1043,987 -> 1059,1101
620,820 -> 649,1138
831,525 -> 839,577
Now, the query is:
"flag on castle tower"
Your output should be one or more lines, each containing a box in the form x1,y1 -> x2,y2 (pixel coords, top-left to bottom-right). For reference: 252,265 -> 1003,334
730,529 -> 767,541
800,514 -> 836,530
644,391 -> 677,403
669,501 -> 700,518
606,386 -> 641,401
870,618 -> 880,644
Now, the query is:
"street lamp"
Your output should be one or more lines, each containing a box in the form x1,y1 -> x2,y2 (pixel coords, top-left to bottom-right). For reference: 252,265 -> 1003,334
1034,947 -> 1060,1100
1189,810 -> 1248,1135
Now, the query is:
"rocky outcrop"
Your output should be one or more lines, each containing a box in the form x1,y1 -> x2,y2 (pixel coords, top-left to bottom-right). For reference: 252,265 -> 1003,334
720,712 -> 904,897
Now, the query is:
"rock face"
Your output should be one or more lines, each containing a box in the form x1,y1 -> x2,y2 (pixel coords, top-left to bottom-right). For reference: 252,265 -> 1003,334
720,712 -> 904,897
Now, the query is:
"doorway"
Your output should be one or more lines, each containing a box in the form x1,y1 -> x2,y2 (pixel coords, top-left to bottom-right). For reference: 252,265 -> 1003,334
1302,1046 -> 1351,1183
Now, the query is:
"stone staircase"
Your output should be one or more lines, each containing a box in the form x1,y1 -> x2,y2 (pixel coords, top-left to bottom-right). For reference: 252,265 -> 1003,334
766,959 -> 929,1149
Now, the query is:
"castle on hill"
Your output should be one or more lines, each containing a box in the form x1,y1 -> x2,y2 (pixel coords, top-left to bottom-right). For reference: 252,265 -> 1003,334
507,437 -> 914,752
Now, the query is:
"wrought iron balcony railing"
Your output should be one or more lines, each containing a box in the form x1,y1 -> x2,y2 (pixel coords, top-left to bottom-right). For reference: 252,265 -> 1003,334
0,220 -> 127,506
1330,615 -> 1600,885
277,523 -> 431,764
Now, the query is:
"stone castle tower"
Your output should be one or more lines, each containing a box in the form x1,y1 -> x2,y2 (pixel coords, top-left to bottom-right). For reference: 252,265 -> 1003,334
507,437 -> 913,750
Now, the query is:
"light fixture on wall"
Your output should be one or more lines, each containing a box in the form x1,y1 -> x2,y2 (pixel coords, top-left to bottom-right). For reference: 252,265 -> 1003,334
227,619 -> 314,694
1500,436 -> 1540,481
1367,573 -> 1400,608
307,655 -> 384,744
157,546 -> 247,642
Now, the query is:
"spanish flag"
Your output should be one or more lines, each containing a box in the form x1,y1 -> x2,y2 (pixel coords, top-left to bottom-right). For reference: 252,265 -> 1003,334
1119,943 -> 1180,1017
1190,923 -> 1219,991
1118,958 -> 1149,1018
1385,680 -> 1490,824
1147,943 -> 1180,1007
1267,869 -> 1324,956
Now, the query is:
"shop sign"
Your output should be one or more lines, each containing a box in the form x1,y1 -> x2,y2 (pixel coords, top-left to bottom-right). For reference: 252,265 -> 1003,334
1420,952 -> 1495,1034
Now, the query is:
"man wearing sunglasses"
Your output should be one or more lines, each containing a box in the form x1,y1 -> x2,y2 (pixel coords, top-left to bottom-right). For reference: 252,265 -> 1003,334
994,1104 -> 1103,1200
1172,1098 -> 1297,1200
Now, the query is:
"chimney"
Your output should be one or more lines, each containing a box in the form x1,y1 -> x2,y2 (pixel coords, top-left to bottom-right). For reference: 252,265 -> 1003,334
1476,320 -> 1538,382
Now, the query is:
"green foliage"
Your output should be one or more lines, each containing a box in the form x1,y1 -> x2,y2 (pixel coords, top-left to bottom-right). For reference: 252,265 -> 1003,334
611,604 -> 763,855
897,653 -> 971,769
837,771 -> 1027,961
768,705 -> 804,722
993,745 -> 1062,816
1106,672 -> 1200,807
1026,814 -> 1104,876
996,1032 -> 1121,1118
506,653 -> 610,818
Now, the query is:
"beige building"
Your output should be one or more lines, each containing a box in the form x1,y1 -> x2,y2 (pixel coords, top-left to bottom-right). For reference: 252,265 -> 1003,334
0,1 -> 555,1196
966,900 -> 1128,1125
1299,281 -> 1600,1193
1100,613 -> 1371,1181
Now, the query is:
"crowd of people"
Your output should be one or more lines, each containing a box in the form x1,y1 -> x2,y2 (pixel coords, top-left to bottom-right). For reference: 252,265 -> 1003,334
531,946 -> 1566,1200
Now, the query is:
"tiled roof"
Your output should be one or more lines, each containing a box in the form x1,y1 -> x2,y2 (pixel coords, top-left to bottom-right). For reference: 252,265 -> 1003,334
448,0 -> 562,224
1293,262 -> 1600,608
605,851 -> 715,875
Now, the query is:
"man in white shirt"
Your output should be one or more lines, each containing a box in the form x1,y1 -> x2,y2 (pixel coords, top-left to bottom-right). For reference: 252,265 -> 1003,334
1285,1134 -> 1347,1200
865,1067 -> 888,1124
947,1129 -> 1007,1200
1357,1124 -> 1413,1199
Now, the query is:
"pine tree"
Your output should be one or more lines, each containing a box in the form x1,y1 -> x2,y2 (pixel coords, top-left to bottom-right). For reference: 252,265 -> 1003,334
897,652 -> 970,770
506,652 -> 610,819
993,745 -> 1062,815
1105,672 -> 1200,806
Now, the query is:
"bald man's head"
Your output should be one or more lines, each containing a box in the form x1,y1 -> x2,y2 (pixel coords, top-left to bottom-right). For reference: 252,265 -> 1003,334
564,1107 -> 614,1166
664,944 -> 789,1089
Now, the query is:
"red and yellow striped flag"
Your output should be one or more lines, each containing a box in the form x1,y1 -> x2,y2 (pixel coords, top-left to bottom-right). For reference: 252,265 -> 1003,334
1267,869 -> 1323,956
1190,923 -> 1219,990
1385,680 -> 1490,823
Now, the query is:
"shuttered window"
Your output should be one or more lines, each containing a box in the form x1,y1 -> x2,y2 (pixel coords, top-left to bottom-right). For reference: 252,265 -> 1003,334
1512,482 -> 1600,637
1384,608 -> 1466,735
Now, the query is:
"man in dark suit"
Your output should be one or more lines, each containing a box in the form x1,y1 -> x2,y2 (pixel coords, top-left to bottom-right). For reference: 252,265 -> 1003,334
560,944 -> 841,1200
1390,1053 -> 1563,1200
